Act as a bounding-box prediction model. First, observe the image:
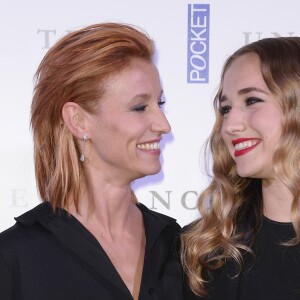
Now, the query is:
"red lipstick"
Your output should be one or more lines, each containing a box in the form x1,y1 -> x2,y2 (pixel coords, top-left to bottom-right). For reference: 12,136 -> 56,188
232,138 -> 261,157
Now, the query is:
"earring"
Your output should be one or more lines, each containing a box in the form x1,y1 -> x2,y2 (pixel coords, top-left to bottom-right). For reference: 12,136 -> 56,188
79,133 -> 89,162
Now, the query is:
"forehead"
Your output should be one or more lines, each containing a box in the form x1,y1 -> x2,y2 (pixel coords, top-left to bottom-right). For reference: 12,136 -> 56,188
218,53 -> 277,106
105,59 -> 160,94
222,53 -> 265,92
95,58 -> 161,111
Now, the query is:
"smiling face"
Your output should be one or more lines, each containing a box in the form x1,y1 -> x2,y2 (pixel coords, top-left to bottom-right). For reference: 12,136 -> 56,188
220,53 -> 282,180
85,58 -> 171,184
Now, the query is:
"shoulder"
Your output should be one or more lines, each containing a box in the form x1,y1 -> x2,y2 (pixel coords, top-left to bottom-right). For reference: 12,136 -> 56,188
0,202 -> 54,254
14,201 -> 54,225
182,218 -> 201,234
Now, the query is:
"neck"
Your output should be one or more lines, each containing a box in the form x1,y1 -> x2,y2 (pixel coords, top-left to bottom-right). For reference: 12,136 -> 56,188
262,178 -> 293,222
67,172 -> 140,236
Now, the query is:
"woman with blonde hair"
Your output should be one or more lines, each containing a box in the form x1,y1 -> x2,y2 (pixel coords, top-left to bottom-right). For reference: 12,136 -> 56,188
181,37 -> 300,299
0,23 -> 183,300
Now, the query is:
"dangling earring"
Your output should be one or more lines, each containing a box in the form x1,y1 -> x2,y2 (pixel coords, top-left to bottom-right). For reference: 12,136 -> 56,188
79,133 -> 89,162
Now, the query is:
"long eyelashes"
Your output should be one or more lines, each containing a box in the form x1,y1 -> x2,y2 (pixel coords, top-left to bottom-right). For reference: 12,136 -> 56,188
132,100 -> 166,112
245,97 -> 264,105
158,100 -> 166,108
218,97 -> 264,116
132,105 -> 147,112
218,105 -> 231,116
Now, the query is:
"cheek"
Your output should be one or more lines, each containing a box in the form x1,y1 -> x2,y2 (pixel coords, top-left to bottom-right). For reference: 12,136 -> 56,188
220,123 -> 230,147
250,109 -> 282,142
101,117 -> 125,135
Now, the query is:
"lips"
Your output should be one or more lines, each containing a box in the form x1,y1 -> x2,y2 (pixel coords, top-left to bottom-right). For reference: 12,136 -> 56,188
137,141 -> 160,150
136,138 -> 162,152
232,138 -> 261,157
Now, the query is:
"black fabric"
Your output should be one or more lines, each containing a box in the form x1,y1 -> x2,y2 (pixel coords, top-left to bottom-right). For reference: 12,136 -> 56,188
184,217 -> 300,300
0,202 -> 183,300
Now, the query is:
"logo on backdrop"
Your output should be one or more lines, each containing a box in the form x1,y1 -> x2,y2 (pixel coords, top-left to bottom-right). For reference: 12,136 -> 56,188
243,32 -> 296,44
149,190 -> 198,210
187,3 -> 210,83
7,189 -> 198,210
10,189 -> 28,207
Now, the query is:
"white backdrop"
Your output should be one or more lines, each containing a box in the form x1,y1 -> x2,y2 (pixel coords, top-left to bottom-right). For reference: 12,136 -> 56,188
1,0 -> 299,231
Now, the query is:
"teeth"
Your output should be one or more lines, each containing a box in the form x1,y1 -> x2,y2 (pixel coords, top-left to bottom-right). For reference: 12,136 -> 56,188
137,142 -> 160,150
235,140 -> 257,151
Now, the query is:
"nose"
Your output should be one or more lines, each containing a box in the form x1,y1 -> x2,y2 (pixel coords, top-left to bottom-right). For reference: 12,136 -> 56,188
151,108 -> 171,134
222,107 -> 246,135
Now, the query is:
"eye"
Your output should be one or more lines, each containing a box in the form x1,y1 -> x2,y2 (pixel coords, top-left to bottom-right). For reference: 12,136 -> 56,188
132,105 -> 147,112
245,97 -> 264,106
158,100 -> 166,108
218,105 -> 231,116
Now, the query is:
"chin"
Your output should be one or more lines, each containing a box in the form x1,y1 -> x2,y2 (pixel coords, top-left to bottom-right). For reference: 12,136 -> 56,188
147,168 -> 161,176
236,162 -> 261,178
236,168 -> 253,178
132,166 -> 161,180
144,165 -> 162,176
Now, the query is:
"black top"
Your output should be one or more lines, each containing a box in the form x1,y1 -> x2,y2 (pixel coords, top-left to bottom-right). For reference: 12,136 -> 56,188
185,217 -> 300,300
0,202 -> 183,300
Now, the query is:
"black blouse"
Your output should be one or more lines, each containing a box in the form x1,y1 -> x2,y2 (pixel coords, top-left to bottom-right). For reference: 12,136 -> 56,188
0,202 -> 183,300
184,217 -> 300,300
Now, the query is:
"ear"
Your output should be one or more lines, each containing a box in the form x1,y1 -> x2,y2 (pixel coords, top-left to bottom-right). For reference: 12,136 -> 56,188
62,102 -> 88,139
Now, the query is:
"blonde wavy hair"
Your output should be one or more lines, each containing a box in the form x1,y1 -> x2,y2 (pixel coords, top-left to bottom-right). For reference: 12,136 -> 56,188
181,37 -> 300,296
30,23 -> 154,210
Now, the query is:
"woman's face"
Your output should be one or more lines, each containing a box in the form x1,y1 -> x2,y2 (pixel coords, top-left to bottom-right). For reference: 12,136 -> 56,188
86,58 -> 171,184
220,53 -> 282,180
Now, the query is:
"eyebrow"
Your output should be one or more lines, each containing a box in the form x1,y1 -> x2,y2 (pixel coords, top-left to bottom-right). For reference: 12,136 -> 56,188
219,87 -> 270,103
132,90 -> 163,101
